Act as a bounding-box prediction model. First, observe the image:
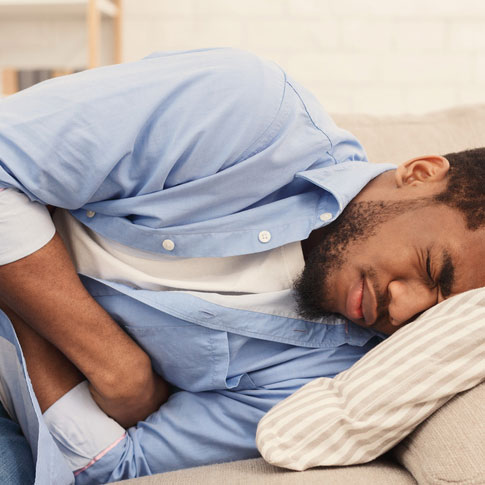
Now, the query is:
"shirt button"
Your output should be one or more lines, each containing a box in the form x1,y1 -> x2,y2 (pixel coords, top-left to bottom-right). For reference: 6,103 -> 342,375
162,239 -> 175,251
258,230 -> 271,243
86,210 -> 96,218
319,212 -> 333,222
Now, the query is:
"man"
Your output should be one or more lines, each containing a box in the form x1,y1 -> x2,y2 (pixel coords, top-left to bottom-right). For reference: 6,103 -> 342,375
0,48 -> 483,484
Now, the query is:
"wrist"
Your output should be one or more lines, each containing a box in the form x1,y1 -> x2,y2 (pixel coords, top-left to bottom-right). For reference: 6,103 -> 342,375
91,350 -> 155,402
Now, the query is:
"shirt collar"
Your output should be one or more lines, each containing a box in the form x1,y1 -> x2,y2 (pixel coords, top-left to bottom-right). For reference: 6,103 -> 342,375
296,161 -> 397,212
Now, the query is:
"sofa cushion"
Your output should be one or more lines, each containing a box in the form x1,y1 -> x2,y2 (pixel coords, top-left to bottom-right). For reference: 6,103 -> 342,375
333,104 -> 485,164
393,380 -> 485,485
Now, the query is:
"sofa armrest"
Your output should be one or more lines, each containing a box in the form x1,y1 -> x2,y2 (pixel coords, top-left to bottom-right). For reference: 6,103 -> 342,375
393,380 -> 485,484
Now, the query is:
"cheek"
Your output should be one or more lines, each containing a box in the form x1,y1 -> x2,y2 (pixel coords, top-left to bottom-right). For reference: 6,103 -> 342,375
350,242 -> 397,273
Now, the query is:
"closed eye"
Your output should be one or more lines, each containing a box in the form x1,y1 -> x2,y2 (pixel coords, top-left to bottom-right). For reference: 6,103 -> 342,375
426,249 -> 456,298
425,251 -> 436,288
437,251 -> 455,297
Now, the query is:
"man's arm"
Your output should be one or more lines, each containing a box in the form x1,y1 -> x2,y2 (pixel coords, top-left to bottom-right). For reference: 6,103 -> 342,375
0,233 -> 168,427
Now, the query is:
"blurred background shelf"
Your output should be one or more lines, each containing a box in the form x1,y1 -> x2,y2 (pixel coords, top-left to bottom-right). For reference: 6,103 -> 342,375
1,0 -> 123,95
0,0 -> 118,18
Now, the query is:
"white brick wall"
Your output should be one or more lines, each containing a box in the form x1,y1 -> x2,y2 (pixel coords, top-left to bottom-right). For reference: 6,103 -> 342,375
119,0 -> 485,114
0,16 -> 114,70
2,0 -> 485,114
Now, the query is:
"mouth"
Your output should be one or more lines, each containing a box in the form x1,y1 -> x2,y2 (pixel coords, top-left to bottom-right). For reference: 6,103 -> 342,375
345,278 -> 364,322
345,276 -> 379,326
361,276 -> 378,327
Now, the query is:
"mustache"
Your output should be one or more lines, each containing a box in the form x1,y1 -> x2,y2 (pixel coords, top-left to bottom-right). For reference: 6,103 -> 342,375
366,268 -> 390,326
374,298 -> 390,327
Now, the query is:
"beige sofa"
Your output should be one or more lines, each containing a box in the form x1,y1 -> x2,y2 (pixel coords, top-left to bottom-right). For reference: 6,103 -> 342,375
113,105 -> 485,485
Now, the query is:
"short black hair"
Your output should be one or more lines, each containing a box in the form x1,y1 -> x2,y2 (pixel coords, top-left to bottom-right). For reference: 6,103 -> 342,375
434,147 -> 485,230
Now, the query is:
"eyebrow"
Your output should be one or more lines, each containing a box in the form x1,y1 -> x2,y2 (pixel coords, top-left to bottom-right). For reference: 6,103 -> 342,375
437,250 -> 455,297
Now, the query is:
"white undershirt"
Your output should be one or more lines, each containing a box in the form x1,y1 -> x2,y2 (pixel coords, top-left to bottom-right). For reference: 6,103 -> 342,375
0,188 -> 56,265
52,207 -> 304,295
0,188 -> 305,294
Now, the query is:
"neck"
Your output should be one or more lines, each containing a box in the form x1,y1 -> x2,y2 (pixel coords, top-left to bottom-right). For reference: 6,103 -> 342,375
351,169 -> 397,204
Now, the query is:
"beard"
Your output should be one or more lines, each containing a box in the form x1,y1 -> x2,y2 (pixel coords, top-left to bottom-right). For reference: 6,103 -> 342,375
293,198 -> 424,323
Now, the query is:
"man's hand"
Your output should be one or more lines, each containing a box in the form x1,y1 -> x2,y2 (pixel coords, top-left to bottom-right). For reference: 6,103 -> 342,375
0,232 -> 169,425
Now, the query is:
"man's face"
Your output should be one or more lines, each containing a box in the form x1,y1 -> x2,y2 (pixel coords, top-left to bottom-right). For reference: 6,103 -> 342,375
294,200 -> 485,334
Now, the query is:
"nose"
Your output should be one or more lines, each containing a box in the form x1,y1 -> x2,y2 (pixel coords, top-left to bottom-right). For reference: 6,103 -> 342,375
387,280 -> 436,326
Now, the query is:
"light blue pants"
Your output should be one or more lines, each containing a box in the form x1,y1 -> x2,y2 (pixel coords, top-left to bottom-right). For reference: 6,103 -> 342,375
0,401 -> 35,485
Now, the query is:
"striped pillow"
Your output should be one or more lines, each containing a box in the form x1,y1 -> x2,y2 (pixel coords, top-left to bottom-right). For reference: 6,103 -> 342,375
256,287 -> 485,470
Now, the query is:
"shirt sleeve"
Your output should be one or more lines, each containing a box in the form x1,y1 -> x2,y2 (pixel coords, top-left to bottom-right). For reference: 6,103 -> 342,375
59,386 -> 292,484
255,287 -> 485,470
0,188 -> 55,265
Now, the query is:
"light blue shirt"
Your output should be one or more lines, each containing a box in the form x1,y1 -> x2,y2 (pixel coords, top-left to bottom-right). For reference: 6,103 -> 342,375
0,48 -> 396,484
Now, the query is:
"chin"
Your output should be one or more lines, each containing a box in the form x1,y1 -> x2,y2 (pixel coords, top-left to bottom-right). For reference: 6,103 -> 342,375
377,323 -> 402,336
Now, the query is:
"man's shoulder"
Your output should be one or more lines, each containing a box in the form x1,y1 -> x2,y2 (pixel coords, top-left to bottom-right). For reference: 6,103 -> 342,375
144,47 -> 286,108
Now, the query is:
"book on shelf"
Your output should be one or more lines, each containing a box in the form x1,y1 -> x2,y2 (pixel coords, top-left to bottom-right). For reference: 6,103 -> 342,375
2,68 -> 83,95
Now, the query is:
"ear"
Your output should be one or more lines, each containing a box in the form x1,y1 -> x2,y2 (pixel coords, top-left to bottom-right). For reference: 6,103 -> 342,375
395,155 -> 450,187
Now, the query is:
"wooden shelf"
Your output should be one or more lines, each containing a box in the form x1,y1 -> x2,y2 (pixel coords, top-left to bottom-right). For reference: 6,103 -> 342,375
0,0 -> 118,18
1,0 -> 123,95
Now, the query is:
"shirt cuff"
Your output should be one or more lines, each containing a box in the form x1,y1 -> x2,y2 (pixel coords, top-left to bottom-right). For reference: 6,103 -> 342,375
43,381 -> 126,472
0,188 -> 56,265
